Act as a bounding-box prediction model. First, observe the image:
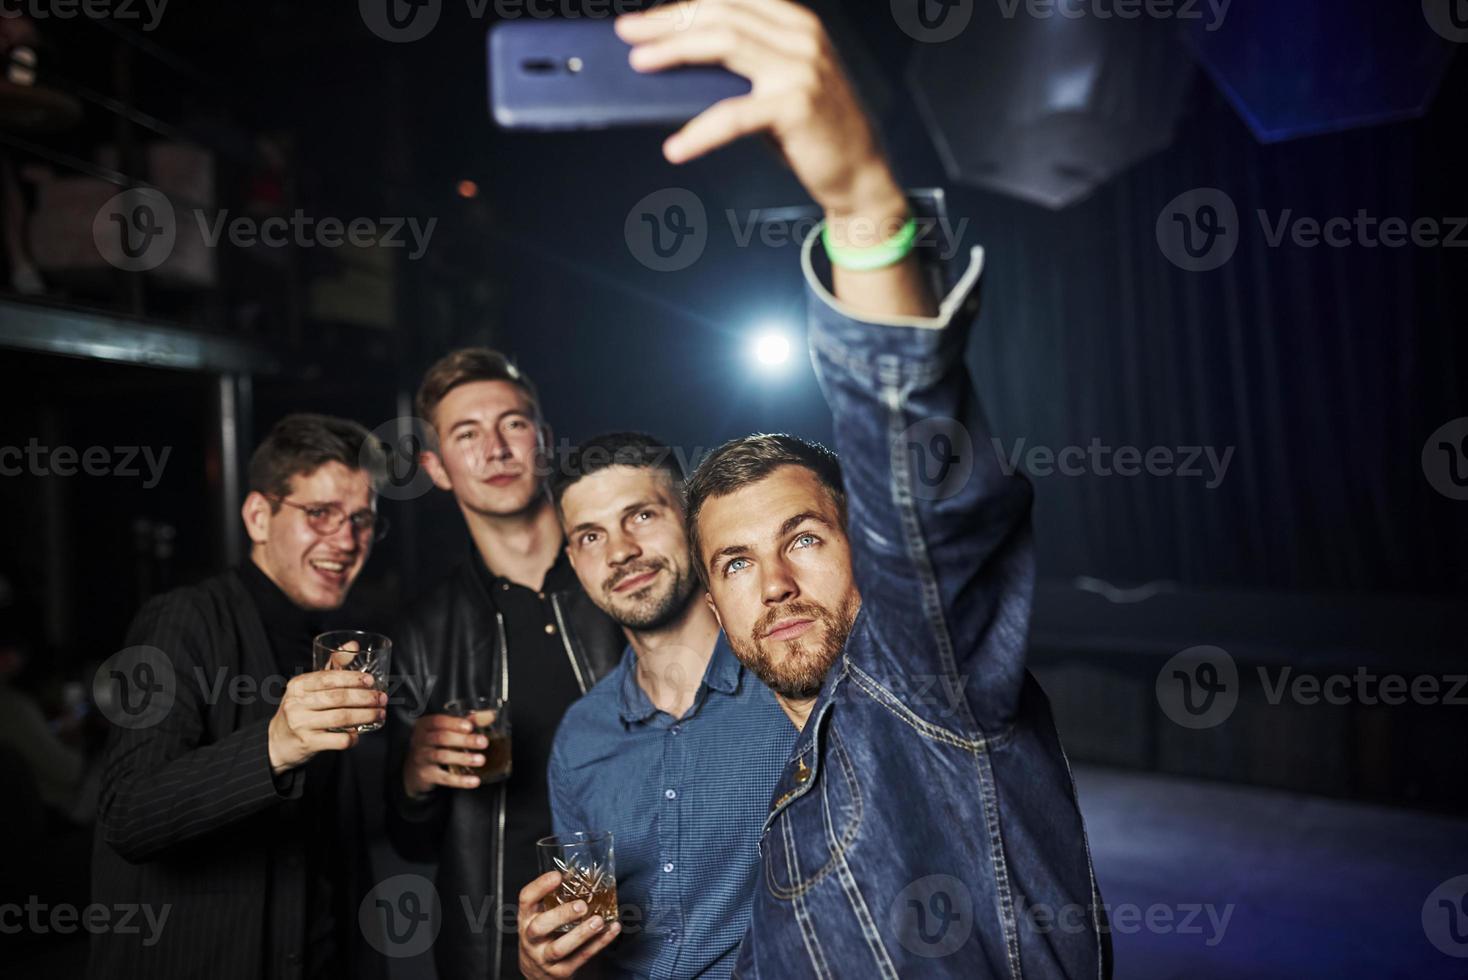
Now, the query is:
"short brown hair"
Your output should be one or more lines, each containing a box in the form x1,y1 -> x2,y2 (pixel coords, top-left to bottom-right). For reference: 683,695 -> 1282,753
415,347 -> 541,430
248,413 -> 388,504
550,432 -> 685,518
684,433 -> 846,584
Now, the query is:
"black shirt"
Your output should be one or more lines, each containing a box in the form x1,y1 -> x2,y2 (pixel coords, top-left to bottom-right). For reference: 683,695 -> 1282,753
238,560 -> 340,980
471,548 -> 585,976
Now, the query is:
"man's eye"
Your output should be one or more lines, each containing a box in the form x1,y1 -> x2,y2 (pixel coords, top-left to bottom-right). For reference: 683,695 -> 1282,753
580,532 -> 600,547
506,419 -> 528,430
456,429 -> 476,442
635,510 -> 654,522
793,533 -> 819,549
306,507 -> 331,521
723,557 -> 750,577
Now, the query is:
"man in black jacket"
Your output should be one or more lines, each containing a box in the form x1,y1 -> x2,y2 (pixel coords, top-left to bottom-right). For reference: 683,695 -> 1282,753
90,413 -> 389,980
385,348 -> 622,980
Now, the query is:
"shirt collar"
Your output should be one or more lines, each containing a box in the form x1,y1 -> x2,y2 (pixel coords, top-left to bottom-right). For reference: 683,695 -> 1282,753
617,631 -> 742,725
469,540 -> 575,594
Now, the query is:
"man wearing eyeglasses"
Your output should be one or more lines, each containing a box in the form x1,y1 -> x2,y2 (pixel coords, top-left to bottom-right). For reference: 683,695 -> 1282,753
90,414 -> 389,980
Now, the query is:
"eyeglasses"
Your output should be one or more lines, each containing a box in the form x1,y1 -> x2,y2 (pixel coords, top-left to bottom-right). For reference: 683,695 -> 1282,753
274,498 -> 389,542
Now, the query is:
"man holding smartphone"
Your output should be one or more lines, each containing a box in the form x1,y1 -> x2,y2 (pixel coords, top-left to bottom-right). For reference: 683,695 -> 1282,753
90,414 -> 389,980
384,349 -> 623,980
613,2 -> 1111,976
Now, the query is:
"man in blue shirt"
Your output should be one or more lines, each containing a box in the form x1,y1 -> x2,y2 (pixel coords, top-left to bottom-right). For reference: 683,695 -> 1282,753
516,433 -> 796,979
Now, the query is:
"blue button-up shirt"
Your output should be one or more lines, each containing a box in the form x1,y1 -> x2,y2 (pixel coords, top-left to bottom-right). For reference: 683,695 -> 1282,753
548,633 -> 796,979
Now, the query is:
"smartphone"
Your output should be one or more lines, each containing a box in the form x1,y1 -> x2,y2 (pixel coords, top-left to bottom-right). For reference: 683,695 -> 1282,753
489,19 -> 752,130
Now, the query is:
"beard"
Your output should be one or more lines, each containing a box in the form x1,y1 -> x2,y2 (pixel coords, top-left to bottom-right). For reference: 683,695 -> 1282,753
728,593 -> 859,700
601,557 -> 697,631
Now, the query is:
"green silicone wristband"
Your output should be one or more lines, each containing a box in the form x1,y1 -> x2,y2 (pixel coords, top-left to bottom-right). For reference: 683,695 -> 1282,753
821,216 -> 918,271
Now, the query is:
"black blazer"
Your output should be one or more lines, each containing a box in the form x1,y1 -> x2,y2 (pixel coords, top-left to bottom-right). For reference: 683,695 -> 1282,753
89,569 -> 375,980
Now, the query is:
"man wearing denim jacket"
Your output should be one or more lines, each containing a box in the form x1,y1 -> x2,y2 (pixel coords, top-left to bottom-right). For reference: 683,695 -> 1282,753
620,0 -> 1110,976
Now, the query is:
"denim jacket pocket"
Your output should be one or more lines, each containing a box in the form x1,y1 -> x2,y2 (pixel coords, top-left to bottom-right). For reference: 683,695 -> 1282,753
762,725 -> 864,900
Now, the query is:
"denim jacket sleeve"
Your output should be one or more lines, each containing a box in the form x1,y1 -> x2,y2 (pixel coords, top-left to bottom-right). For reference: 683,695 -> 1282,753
803,198 -> 1036,735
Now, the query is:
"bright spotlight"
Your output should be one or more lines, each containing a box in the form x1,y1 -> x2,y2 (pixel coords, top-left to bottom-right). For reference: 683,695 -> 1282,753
753,330 -> 791,368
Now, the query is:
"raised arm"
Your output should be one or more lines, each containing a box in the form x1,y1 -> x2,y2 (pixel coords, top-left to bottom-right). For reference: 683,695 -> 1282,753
619,0 -> 1034,730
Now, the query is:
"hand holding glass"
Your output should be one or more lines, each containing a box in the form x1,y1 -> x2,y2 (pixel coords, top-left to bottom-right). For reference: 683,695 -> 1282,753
312,630 -> 392,733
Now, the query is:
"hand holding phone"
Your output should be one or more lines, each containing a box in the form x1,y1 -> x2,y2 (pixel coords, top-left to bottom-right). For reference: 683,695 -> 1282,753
489,18 -> 751,130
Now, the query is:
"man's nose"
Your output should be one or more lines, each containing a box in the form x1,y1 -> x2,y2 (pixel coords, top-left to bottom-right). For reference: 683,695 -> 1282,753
760,560 -> 798,605
607,530 -> 641,566
327,516 -> 359,553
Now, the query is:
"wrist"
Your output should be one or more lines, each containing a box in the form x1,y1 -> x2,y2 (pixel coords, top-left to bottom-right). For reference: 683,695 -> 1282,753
822,161 -> 905,227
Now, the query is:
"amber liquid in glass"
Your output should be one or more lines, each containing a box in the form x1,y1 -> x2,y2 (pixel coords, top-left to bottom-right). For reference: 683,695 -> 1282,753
544,877 -> 619,933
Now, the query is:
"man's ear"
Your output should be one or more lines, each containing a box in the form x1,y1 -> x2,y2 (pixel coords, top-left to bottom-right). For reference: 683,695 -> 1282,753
704,591 -> 724,631
242,491 -> 272,546
419,448 -> 454,492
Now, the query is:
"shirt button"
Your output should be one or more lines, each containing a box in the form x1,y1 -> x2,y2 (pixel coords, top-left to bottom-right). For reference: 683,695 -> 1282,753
501,583 -> 510,591
537,591 -> 545,599
662,862 -> 674,873
664,789 -> 676,800
544,623 -> 557,635
670,725 -> 681,735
